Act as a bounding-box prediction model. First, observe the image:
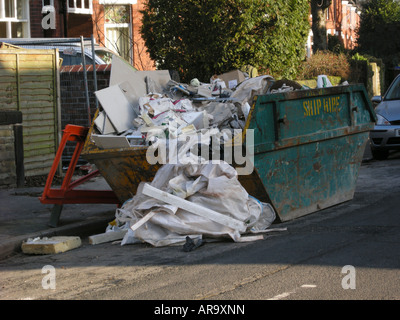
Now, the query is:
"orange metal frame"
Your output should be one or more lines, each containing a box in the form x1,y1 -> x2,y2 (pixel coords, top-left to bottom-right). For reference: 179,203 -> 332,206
39,125 -> 120,223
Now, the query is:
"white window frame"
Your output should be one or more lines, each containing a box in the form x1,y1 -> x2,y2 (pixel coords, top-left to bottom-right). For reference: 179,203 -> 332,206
67,0 -> 93,15
41,0 -> 54,7
103,3 -> 133,64
100,0 -> 137,4
41,0 -> 54,14
0,0 -> 30,38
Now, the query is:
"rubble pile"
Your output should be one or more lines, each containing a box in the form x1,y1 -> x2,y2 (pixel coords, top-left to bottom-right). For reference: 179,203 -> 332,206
91,56 -> 277,154
87,55 -> 308,248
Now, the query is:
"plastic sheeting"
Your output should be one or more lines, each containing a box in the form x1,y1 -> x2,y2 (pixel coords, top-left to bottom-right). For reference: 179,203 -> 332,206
112,161 -> 276,247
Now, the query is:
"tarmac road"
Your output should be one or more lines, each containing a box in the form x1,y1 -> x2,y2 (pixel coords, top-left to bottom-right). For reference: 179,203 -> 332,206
0,150 -> 399,302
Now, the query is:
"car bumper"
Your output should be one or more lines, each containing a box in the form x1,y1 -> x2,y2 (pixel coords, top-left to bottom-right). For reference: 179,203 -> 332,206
370,125 -> 400,150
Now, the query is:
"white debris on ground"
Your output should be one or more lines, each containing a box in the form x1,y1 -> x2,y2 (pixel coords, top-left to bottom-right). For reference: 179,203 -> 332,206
111,162 -> 277,247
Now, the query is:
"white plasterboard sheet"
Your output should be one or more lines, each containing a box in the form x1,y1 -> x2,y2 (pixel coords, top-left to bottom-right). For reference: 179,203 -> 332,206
94,111 -> 116,135
110,55 -> 171,97
95,84 -> 136,133
92,134 -> 131,149
118,81 -> 140,116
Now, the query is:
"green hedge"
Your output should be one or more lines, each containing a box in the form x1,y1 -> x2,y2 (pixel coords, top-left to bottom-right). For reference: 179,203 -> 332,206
141,0 -> 310,83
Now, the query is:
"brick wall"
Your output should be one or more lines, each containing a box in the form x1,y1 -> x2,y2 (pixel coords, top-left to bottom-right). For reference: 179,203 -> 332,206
59,64 -> 111,162
67,13 -> 94,38
30,0 -> 65,38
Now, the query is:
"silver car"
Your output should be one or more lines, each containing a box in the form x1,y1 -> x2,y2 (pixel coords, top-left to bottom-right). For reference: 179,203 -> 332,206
370,74 -> 400,160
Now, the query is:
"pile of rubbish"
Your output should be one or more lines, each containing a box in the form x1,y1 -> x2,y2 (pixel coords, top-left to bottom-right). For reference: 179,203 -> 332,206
88,56 -> 319,248
91,56 -> 279,153
109,161 -> 277,247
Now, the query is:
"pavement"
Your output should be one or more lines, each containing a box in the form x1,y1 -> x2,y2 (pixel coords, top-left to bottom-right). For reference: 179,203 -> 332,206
0,143 -> 378,261
0,175 -> 118,261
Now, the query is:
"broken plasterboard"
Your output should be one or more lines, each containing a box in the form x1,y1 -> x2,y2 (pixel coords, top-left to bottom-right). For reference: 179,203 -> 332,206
92,134 -> 131,149
181,111 -> 207,130
21,236 -> 81,255
94,110 -> 116,135
109,55 -> 171,97
95,83 -> 138,133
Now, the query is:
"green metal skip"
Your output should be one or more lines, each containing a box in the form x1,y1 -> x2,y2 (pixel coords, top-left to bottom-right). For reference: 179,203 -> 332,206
239,84 -> 376,221
82,84 -> 376,222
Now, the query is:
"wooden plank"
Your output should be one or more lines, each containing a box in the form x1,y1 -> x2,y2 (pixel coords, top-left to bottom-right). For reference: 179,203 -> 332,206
19,94 -> 54,102
22,112 -> 54,120
23,134 -> 55,144
236,235 -> 264,242
0,76 -> 17,82
89,230 -> 128,245
19,61 -> 54,68
19,101 -> 54,109
19,75 -> 54,83
23,119 -> 55,127
24,153 -> 54,165
23,153 -> 54,162
130,211 -> 157,232
0,61 -> 18,68
25,167 -> 52,177
23,141 -> 55,152
18,88 -> 53,96
24,163 -> 54,172
15,69 -> 54,76
0,76 -> 17,84
0,54 -> 54,62
0,102 -> 18,110
20,82 -> 53,89
0,66 -> 50,74
19,108 -> 54,116
142,183 -> 247,233
23,125 -> 55,135
0,83 -> 17,90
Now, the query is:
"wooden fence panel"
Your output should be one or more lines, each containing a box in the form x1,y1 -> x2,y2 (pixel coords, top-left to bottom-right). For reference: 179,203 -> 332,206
0,49 -> 60,177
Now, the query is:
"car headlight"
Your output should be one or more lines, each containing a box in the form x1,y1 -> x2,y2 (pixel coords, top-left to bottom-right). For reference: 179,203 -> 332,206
376,114 -> 391,125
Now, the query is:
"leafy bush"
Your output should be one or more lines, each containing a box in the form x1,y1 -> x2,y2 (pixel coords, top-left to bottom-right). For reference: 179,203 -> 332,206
357,0 -> 400,67
296,51 -> 351,81
140,0 -> 310,82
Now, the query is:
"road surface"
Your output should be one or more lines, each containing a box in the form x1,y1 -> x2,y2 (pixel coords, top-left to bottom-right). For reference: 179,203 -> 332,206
1,154 -> 399,302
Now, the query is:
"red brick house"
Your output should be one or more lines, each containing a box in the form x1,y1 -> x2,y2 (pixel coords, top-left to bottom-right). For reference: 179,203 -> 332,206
307,0 -> 361,56
2,1 -> 360,69
326,0 -> 360,50
0,0 -> 154,70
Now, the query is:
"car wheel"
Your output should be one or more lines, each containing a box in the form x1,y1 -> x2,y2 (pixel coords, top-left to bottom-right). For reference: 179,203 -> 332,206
371,148 -> 389,160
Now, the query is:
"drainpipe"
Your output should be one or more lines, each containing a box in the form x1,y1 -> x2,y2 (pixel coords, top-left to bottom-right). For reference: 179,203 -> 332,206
61,0 -> 68,37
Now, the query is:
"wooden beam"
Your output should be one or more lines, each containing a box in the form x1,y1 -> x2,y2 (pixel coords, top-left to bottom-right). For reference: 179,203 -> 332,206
89,229 -> 128,245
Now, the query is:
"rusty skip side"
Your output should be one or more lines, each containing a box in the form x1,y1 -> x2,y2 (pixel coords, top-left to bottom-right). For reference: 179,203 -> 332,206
239,84 -> 376,221
81,110 -> 161,204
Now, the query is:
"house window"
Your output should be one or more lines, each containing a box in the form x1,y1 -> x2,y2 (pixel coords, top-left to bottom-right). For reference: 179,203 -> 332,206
0,0 -> 30,38
68,0 -> 93,14
42,0 -> 53,7
104,4 -> 132,64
